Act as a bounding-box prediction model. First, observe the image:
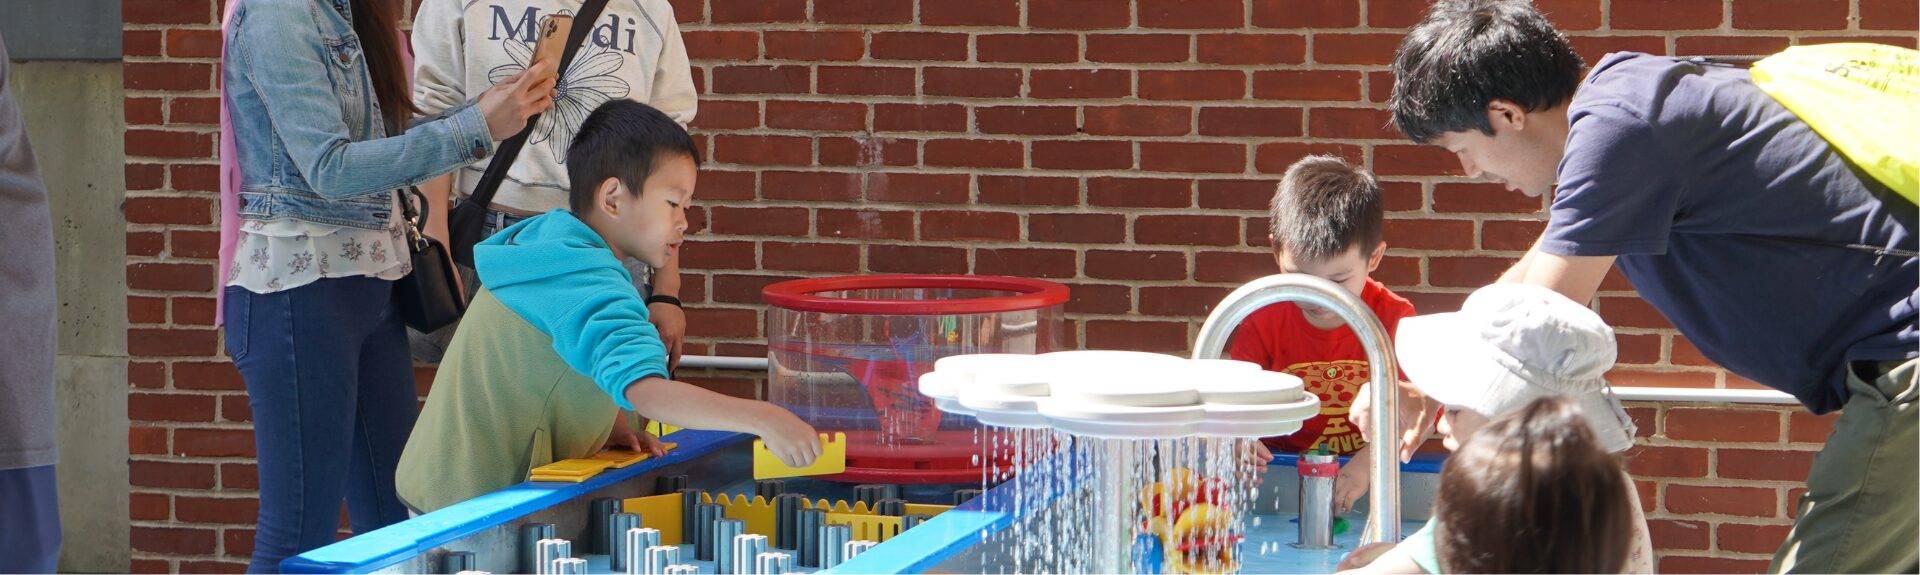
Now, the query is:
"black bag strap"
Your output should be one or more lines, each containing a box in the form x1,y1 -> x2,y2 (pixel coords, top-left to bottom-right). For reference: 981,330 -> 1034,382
398,186 -> 429,250
466,0 -> 612,211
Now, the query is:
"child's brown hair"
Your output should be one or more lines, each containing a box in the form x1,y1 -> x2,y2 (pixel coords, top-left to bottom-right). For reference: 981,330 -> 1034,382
1269,155 -> 1384,262
1435,396 -> 1633,574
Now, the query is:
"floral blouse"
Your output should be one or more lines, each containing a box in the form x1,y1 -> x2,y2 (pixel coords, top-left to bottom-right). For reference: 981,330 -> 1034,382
226,194 -> 411,294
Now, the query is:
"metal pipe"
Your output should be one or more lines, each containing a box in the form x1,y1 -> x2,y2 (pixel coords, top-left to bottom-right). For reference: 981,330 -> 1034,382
1613,386 -> 1795,404
1295,451 -> 1338,549
1192,273 -> 1401,545
678,355 -> 768,371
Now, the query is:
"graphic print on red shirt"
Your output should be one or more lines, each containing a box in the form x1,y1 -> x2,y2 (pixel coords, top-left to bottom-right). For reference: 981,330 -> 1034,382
1226,279 -> 1416,455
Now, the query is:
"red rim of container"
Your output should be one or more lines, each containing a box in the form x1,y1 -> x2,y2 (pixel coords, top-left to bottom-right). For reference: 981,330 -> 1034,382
761,274 -> 1070,315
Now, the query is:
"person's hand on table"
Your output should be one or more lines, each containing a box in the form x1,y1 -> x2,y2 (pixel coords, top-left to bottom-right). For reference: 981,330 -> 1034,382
606,411 -> 666,456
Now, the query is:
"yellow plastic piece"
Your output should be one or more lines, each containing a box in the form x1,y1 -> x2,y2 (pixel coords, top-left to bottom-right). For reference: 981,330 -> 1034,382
813,499 -> 871,515
902,503 -> 953,517
587,442 -> 676,469
708,493 -> 780,544
587,450 -> 649,468
645,421 -> 684,437
752,432 -> 847,480
528,474 -> 589,483
530,458 -> 614,478
824,512 -> 904,542
623,493 -> 685,545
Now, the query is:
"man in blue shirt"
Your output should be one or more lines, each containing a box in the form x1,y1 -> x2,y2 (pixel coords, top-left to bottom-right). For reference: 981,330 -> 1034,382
1361,1 -> 1917,573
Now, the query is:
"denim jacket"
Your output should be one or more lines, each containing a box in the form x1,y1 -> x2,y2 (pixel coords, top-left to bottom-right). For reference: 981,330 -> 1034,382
224,0 -> 494,229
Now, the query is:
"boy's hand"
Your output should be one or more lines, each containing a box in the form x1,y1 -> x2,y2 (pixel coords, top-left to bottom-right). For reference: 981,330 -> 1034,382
633,430 -> 668,457
1333,449 -> 1373,514
648,302 -> 686,370
755,406 -> 823,468
1351,382 -> 1438,463
606,411 -> 668,457
1238,440 -> 1273,485
1242,440 -> 1274,471
1337,542 -> 1397,572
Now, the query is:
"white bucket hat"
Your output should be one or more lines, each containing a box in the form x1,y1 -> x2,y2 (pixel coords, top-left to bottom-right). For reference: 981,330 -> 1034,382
1394,283 -> 1638,453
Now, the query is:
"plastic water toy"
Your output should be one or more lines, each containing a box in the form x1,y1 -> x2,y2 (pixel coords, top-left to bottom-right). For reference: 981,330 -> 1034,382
763,275 -> 1070,483
912,273 -> 1407,573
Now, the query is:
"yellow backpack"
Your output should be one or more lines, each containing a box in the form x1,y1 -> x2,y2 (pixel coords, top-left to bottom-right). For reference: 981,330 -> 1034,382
1749,43 -> 1920,205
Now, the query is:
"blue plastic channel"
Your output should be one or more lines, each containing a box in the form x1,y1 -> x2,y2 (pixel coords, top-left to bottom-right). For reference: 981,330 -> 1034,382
827,448 -> 1449,574
1269,450 -> 1447,474
279,430 -> 749,574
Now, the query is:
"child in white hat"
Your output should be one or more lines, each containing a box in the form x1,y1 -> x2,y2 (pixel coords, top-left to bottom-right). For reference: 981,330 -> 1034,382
1340,283 -> 1652,573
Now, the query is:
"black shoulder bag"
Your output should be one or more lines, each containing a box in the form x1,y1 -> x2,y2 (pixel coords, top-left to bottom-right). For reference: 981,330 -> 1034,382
447,0 -> 612,267
395,186 -> 466,332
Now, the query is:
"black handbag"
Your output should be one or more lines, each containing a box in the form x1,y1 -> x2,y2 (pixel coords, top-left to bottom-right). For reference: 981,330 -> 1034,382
394,186 -> 468,332
449,0 -> 611,267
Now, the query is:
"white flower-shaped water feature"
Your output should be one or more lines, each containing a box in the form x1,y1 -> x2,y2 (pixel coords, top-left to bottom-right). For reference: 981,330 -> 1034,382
918,350 -> 1321,439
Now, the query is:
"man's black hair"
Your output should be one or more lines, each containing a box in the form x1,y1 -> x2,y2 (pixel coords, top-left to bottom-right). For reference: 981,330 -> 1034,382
1388,0 -> 1584,143
566,99 -> 702,214
1271,155 -> 1384,263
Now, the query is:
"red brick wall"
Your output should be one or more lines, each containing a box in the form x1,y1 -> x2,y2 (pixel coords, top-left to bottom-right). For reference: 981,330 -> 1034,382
121,0 -> 1912,572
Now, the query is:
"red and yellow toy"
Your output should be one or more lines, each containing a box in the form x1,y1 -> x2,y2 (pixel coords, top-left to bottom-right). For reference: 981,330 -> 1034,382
1139,468 -> 1241,574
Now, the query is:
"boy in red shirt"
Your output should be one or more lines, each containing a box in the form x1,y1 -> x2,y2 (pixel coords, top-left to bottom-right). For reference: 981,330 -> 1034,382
1230,155 -> 1416,514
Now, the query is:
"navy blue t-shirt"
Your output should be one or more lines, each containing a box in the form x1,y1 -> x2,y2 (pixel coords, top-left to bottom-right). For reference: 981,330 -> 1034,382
1543,52 -> 1918,413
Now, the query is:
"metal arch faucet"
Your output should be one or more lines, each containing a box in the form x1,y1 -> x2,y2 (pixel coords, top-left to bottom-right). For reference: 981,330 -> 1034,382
1192,273 -> 1403,545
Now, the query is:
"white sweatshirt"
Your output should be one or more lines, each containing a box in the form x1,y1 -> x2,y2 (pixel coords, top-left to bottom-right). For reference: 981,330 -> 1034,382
411,0 -> 697,214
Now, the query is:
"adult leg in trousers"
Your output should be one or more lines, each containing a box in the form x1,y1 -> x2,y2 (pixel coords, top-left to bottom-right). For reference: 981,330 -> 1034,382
1771,358 -> 1918,573
344,302 -> 419,532
0,465 -> 60,573
231,277 -> 388,572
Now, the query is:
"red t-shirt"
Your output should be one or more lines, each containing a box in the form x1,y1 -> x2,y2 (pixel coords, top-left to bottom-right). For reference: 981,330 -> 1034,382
1227,279 -> 1416,455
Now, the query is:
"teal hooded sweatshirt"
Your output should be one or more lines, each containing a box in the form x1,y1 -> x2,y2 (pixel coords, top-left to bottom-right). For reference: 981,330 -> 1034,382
396,210 -> 669,512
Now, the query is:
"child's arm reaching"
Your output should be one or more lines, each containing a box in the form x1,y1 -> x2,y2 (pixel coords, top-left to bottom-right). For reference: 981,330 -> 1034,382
1333,444 -> 1373,514
620,376 -> 823,468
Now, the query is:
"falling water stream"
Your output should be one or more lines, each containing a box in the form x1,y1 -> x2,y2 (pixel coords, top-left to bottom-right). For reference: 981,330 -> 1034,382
969,427 -> 1265,574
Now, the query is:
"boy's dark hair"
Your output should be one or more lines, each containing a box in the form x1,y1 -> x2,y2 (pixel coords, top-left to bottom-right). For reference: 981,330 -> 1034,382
1388,0 -> 1585,143
1435,396 -> 1633,574
1270,155 -> 1384,263
566,100 -> 702,214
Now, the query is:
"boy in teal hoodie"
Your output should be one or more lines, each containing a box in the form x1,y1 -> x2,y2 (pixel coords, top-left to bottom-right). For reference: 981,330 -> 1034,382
397,101 -> 820,513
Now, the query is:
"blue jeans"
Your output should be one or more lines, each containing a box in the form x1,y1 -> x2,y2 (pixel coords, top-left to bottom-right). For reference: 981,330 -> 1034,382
224,276 -> 418,572
0,465 -> 59,573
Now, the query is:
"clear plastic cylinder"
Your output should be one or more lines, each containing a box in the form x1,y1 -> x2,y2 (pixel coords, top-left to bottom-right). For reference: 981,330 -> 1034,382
762,275 -> 1070,483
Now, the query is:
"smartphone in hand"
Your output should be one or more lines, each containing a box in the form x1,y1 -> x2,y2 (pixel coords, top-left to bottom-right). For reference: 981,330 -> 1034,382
531,14 -> 573,82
